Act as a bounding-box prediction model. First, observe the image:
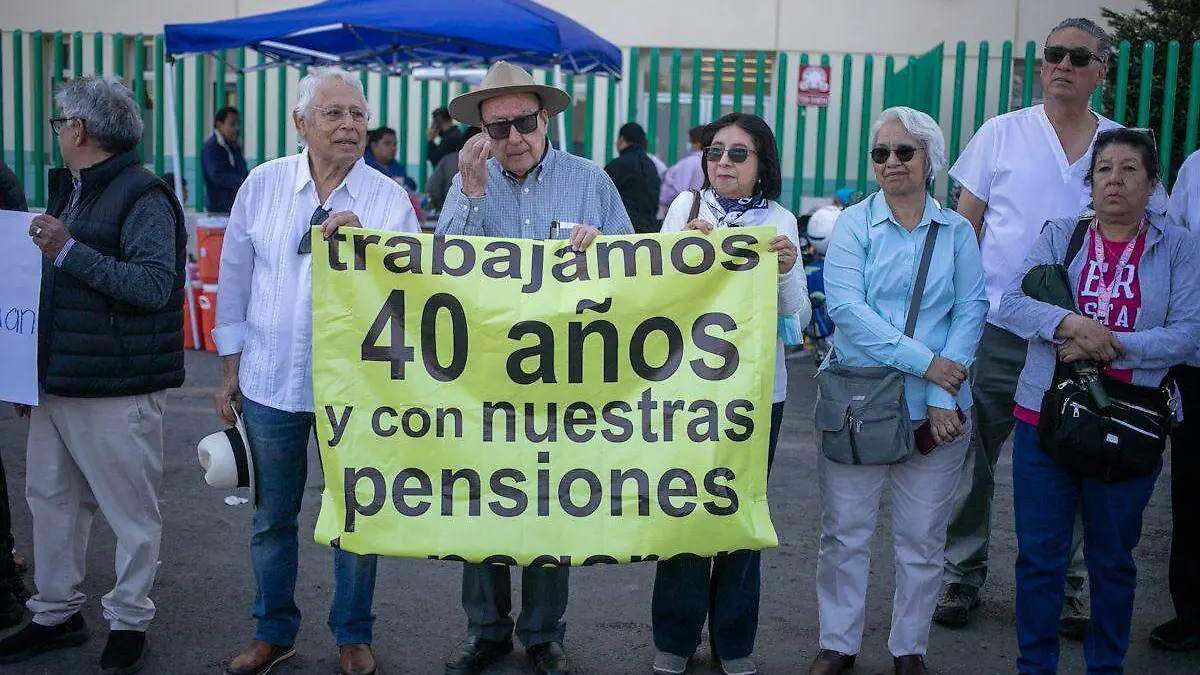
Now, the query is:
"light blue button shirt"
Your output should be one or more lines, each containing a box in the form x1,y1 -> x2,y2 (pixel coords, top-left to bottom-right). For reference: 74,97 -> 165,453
823,191 -> 989,418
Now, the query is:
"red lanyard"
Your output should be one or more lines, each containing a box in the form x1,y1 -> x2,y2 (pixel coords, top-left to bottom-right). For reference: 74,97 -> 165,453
1090,219 -> 1144,324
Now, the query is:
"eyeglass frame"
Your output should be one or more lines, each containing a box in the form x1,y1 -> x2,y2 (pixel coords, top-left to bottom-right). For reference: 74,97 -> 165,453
1042,44 -> 1107,68
482,110 -> 543,141
307,105 -> 371,125
869,144 -> 922,165
50,117 -> 77,136
296,205 -> 333,255
703,146 -> 757,163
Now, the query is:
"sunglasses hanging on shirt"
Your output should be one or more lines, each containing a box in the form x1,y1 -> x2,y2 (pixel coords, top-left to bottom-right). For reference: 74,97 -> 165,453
296,205 -> 332,255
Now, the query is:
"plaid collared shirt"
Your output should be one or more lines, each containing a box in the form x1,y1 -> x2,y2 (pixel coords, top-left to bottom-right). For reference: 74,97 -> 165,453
436,147 -> 634,240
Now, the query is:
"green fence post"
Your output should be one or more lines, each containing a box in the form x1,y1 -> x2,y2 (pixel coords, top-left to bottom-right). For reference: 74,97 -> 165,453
647,49 -> 660,154
973,41 -> 989,133
154,35 -> 164,175
1137,41 -> 1155,128
583,75 -> 596,160
418,79 -> 429,189
93,31 -> 103,76
906,55 -> 917,107
236,48 -> 246,119
836,54 -> 852,190
733,50 -> 744,112
274,67 -> 287,159
792,53 -> 809,212
606,76 -> 617,163
174,59 -> 184,172
32,31 -> 45,206
52,31 -> 64,167
398,76 -> 409,169
667,49 -> 681,163
72,31 -> 83,77
857,54 -> 874,195
359,69 -> 368,97
1160,41 -> 1179,184
113,33 -> 124,79
883,55 -> 894,108
379,73 -> 389,127
563,73 -> 575,153
626,47 -> 640,126
1,33 -> 7,155
1021,41 -> 1036,107
194,55 -> 205,211
753,51 -> 766,118
1184,41 -> 1200,156
133,33 -> 145,162
930,43 -> 945,121
997,40 -> 1012,115
1114,41 -> 1131,125
256,53 -> 266,166
690,50 -> 703,129
13,30 -> 24,191
949,42 -> 966,180
814,54 -> 830,197
711,50 -> 724,121
774,52 -> 788,156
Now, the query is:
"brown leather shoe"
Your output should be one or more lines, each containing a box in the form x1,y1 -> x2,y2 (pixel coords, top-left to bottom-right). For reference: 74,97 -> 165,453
226,639 -> 296,675
893,655 -> 926,675
340,643 -> 377,675
807,649 -> 856,674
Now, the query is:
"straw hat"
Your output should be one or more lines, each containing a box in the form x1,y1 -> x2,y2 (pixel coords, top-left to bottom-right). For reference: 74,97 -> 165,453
448,61 -> 571,127
196,408 -> 255,504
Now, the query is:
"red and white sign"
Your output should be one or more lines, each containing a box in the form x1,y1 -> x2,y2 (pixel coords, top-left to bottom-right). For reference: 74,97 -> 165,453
797,65 -> 832,107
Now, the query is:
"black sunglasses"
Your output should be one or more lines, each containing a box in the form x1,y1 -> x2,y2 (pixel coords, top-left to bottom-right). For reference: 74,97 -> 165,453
483,111 -> 541,140
1044,45 -> 1105,68
50,117 -> 74,136
870,145 -> 920,165
296,205 -> 332,255
704,146 -> 756,163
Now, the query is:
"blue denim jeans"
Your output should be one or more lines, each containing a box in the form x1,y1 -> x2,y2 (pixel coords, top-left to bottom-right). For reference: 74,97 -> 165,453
241,397 -> 379,646
651,401 -> 785,661
1012,421 -> 1160,675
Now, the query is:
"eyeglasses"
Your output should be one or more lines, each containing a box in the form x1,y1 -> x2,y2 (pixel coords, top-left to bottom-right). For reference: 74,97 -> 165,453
1044,45 -> 1105,68
296,205 -> 332,255
309,105 -> 369,125
870,145 -> 920,164
483,111 -> 541,140
704,146 -> 756,163
50,117 -> 75,136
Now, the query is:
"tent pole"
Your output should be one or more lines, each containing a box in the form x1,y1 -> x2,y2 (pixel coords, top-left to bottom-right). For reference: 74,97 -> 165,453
554,64 -> 568,154
165,58 -> 201,351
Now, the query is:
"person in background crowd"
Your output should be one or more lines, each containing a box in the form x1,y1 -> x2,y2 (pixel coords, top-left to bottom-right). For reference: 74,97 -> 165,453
0,158 -> 29,633
438,60 -> 633,675
428,106 -> 466,169
653,112 -> 809,675
808,107 -> 987,675
160,172 -> 189,204
213,66 -> 420,675
648,151 -> 668,180
1149,147 -> 1200,653
0,77 -> 187,675
936,17 -> 1164,636
202,106 -> 249,215
658,126 -> 706,220
997,128 -> 1200,675
605,122 -> 662,233
364,126 -> 413,188
427,126 -> 482,212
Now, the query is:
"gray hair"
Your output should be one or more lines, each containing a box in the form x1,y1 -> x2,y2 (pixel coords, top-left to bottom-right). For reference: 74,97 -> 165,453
1048,17 -> 1111,61
293,66 -> 366,120
868,106 -> 947,186
54,77 -> 142,154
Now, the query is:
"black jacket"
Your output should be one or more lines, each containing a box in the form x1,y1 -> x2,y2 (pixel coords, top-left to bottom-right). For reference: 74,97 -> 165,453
202,133 -> 249,213
0,161 -> 26,211
427,126 -> 466,169
605,146 -> 662,233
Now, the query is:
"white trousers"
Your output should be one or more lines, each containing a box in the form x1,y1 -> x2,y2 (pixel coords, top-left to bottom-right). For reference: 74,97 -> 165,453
815,420 -> 970,657
24,392 -> 166,631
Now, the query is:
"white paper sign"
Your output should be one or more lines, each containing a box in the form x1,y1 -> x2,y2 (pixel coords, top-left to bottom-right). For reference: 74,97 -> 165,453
0,210 -> 42,405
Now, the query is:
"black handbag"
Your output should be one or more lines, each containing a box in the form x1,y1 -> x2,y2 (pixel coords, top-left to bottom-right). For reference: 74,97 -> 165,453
1035,217 -> 1174,482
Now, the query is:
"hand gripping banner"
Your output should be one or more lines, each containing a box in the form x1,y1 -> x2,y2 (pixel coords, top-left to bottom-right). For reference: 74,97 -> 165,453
312,227 -> 779,565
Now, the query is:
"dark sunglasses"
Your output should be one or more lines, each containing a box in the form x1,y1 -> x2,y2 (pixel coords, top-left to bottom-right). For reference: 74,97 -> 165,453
296,205 -> 332,255
1044,45 -> 1104,68
483,111 -> 541,140
870,145 -> 920,164
704,146 -> 756,163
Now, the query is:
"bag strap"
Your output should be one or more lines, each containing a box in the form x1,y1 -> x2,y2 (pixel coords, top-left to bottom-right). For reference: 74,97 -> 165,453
903,221 -> 941,338
688,189 -> 701,222
1064,215 -> 1093,266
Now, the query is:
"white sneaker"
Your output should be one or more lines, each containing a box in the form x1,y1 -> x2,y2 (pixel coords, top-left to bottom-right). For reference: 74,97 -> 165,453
720,655 -> 757,675
652,650 -> 690,675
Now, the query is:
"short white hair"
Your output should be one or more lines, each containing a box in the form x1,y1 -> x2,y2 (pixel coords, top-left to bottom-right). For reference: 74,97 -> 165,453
868,106 -> 947,186
293,66 -> 366,120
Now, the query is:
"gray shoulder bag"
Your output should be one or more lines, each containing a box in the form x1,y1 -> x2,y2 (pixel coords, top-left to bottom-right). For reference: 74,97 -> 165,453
813,222 -> 940,465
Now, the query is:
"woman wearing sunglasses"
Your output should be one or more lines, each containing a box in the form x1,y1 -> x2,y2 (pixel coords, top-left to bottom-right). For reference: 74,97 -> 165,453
651,112 -> 810,675
808,107 -> 987,675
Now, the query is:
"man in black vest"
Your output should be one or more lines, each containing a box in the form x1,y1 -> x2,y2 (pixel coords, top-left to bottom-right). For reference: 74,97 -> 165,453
0,77 -> 185,675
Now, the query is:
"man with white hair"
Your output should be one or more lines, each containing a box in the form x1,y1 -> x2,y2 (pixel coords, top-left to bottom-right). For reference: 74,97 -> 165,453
0,77 -> 186,675
213,67 -> 420,675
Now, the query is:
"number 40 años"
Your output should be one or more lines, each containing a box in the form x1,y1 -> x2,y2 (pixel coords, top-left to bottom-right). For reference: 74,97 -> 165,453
361,290 -> 468,381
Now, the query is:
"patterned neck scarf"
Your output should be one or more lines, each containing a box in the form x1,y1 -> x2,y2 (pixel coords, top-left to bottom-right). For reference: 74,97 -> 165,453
703,189 -> 771,227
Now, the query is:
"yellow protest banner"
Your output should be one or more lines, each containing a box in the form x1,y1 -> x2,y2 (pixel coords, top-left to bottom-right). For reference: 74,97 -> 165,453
312,227 -> 779,565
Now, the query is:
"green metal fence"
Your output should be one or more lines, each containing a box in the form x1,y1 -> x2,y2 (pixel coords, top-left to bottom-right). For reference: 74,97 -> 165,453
2,29 -> 1197,213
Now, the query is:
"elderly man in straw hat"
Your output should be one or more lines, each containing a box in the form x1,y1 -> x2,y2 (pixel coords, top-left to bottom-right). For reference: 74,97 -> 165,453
436,61 -> 633,675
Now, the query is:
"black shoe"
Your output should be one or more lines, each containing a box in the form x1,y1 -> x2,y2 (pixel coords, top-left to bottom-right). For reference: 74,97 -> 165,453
527,642 -> 570,675
932,583 -> 981,627
0,612 -> 89,664
100,630 -> 147,675
444,636 -> 514,675
1150,617 -> 1200,652
1058,596 -> 1090,642
0,591 -> 23,630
